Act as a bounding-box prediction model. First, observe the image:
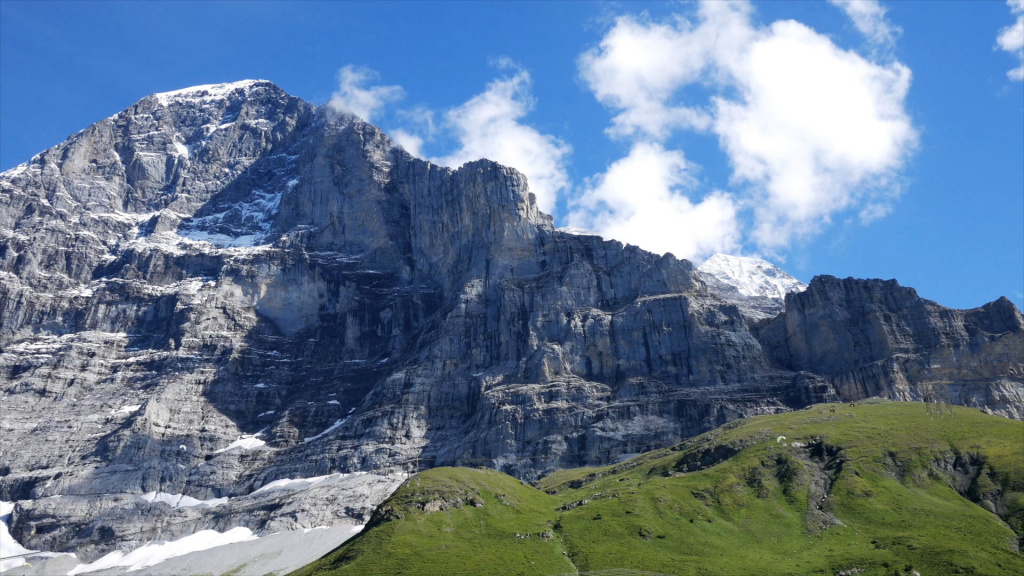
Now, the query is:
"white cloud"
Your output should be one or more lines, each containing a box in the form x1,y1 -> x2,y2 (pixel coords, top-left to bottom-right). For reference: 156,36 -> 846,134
576,0 -> 916,258
578,15 -> 714,140
998,0 -> 1024,81
389,129 -> 424,157
568,142 -> 740,261
389,107 -> 436,157
328,65 -> 404,122
431,68 -> 571,214
397,106 -> 437,139
714,18 -> 916,249
578,2 -> 754,141
828,0 -> 900,50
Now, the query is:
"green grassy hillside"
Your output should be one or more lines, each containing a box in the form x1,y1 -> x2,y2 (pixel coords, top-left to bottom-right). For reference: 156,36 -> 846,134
292,401 -> 1024,576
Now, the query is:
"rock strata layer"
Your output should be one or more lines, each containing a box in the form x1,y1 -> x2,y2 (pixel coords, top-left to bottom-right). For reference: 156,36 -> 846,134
1,80 -> 1021,564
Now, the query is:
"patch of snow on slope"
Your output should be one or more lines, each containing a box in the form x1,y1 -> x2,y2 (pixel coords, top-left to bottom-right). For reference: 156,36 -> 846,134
106,524 -> 367,576
178,189 -> 282,248
66,526 -> 257,574
179,230 -> 260,248
0,500 -> 14,520
140,492 -> 229,509
698,254 -> 807,300
0,521 -> 34,571
251,472 -> 364,496
213,436 -> 267,454
1,500 -> 67,572
302,417 -> 349,444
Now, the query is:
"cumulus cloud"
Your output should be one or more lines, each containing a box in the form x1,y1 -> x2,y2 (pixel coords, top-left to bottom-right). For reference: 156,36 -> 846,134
828,0 -> 900,51
328,65 -> 404,122
575,0 -> 916,259
577,2 -> 754,141
714,18 -> 915,248
569,142 -> 740,260
578,14 -> 715,140
431,67 -> 571,214
998,0 -> 1024,81
389,129 -> 424,157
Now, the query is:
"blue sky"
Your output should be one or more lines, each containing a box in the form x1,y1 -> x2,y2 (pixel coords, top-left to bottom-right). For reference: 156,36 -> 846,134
1,0 -> 1022,310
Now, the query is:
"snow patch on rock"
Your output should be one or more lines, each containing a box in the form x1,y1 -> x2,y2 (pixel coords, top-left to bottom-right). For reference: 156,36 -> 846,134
0,501 -> 33,572
251,472 -> 360,496
178,189 -> 283,248
66,527 -> 257,574
213,436 -> 267,454
302,417 -> 349,444
140,492 -> 229,509
111,405 -> 142,416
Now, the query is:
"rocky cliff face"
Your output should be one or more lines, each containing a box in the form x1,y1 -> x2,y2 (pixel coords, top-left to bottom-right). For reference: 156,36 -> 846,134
1,80 -> 1021,566
757,276 -> 1024,417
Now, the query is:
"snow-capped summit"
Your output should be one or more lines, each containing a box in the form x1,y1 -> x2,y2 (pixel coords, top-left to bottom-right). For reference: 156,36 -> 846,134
698,254 -> 807,301
151,79 -> 273,105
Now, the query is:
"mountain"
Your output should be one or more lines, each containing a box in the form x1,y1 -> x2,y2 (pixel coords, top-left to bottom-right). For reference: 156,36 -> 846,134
293,402 -> 1024,576
699,253 -> 807,300
697,253 -> 807,319
1,80 -> 1021,572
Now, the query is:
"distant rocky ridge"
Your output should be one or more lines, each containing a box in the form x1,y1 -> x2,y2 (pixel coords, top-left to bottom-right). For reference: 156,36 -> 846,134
1,80 -> 1021,570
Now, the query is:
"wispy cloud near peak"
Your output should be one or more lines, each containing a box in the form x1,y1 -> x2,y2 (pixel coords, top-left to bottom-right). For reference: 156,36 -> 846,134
328,65 -> 404,122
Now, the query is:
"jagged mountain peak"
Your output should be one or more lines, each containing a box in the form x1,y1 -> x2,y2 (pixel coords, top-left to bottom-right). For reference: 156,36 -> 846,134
698,253 -> 807,300
0,78 -> 552,295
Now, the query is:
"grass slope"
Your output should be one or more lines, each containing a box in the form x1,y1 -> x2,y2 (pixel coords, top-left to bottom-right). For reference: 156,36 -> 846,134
292,401 -> 1024,576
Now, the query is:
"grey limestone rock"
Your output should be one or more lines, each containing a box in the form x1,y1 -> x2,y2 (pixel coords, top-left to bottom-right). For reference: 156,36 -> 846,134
756,276 -> 1024,418
0,80 -> 1020,566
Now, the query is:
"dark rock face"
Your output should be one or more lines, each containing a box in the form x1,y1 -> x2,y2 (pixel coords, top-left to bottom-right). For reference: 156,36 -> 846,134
1,81 -> 1021,562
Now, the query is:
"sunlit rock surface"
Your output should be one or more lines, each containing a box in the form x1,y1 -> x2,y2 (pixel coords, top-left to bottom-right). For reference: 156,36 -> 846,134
1,80 -> 1021,568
